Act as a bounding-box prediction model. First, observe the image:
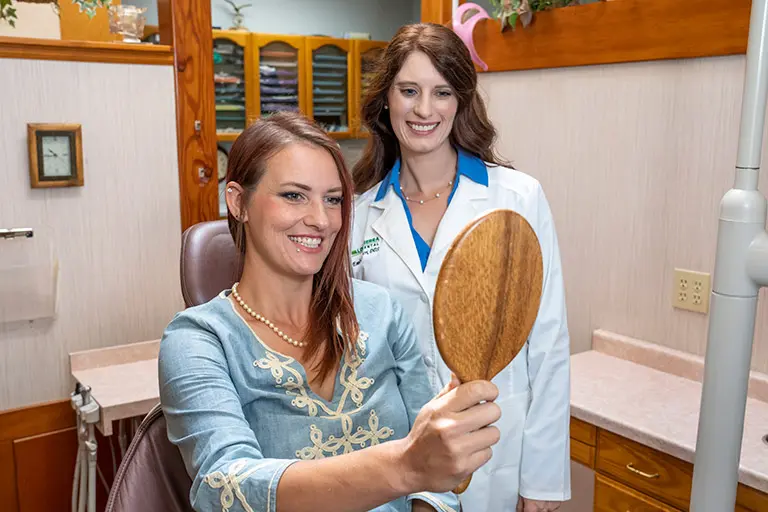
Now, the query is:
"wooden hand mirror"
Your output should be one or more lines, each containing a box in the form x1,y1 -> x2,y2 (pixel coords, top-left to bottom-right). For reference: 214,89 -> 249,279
433,209 -> 544,494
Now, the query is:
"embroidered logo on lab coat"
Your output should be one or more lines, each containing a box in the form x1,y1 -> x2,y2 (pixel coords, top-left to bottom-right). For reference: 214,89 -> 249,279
352,237 -> 380,266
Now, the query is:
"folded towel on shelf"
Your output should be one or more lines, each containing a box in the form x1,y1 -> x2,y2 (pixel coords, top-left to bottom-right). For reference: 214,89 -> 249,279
313,88 -> 345,95
215,95 -> 246,103
314,108 -> 347,115
312,62 -> 347,71
216,115 -> 246,122
215,104 -> 246,111
313,97 -> 346,104
260,50 -> 296,59
260,67 -> 298,78
260,78 -> 299,86
216,86 -> 246,95
262,104 -> 300,112
214,74 -> 243,84
313,72 -> 346,79
263,95 -> 299,103
261,61 -> 298,68
313,54 -> 348,62
260,86 -> 298,94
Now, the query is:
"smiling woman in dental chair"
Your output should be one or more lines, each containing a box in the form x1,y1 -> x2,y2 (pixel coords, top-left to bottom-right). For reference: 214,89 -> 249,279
158,112 -> 501,512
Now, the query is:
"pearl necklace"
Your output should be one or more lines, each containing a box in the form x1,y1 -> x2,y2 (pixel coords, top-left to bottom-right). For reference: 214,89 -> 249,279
231,282 -> 306,348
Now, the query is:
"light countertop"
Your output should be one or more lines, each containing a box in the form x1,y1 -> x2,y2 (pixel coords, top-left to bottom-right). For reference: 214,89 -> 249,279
571,349 -> 768,493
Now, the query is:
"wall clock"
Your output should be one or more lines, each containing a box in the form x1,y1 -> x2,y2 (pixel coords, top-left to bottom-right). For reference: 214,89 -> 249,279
27,123 -> 84,188
218,145 -> 229,182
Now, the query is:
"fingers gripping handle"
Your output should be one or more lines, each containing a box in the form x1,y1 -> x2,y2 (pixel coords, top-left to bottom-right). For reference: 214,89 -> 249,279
454,475 -> 472,494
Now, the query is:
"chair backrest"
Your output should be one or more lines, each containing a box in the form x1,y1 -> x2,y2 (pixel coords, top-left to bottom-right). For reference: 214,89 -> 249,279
105,404 -> 194,512
180,219 -> 241,307
106,221 -> 242,510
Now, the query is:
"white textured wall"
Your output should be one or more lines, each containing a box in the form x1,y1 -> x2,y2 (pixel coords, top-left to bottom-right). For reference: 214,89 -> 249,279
479,55 -> 768,372
130,0 -> 419,41
0,1 -> 60,39
0,59 -> 184,410
210,0 -> 418,40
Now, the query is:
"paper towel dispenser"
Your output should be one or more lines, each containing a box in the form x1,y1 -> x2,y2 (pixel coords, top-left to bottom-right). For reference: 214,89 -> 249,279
0,227 -> 58,323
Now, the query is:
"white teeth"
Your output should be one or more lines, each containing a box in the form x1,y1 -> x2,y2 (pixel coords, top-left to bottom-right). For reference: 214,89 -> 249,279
408,123 -> 438,132
289,236 -> 321,249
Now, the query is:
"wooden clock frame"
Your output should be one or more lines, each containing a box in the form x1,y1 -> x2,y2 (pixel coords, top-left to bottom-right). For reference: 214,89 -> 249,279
27,123 -> 84,189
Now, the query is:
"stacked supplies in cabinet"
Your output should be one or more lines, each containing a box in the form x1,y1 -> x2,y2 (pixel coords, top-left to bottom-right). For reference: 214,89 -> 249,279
260,45 -> 300,117
312,51 -> 348,133
213,39 -> 247,133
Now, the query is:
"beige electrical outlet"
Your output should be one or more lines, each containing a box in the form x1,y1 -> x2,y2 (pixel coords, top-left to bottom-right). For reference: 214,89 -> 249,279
673,269 -> 711,314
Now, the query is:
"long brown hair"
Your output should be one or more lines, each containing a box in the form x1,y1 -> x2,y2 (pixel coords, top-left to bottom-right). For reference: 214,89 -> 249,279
226,112 -> 359,381
352,23 -> 507,194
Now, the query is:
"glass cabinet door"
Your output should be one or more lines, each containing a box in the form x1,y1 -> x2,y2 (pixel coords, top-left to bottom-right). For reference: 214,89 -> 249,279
212,30 -> 253,141
254,35 -> 306,121
353,40 -> 387,137
305,37 -> 354,139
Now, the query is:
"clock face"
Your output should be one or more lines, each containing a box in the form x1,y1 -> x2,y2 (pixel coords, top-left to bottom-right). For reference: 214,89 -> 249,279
218,147 -> 229,181
40,135 -> 73,178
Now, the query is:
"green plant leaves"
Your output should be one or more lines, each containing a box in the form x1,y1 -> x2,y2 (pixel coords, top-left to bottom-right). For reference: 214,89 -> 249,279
490,0 -> 581,32
0,0 -> 17,27
71,0 -> 111,19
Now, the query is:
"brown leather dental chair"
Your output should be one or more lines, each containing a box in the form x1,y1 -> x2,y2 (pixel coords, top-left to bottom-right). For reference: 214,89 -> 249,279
106,220 -> 242,511
104,404 -> 193,512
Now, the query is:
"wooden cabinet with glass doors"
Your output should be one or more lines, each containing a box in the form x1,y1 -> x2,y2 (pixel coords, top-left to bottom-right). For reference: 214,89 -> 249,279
352,40 -> 388,137
212,30 -> 257,142
212,31 -> 388,141
304,37 -> 355,139
254,34 -> 307,121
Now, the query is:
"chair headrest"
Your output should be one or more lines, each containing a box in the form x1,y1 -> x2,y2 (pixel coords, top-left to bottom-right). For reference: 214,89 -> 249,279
180,220 -> 241,307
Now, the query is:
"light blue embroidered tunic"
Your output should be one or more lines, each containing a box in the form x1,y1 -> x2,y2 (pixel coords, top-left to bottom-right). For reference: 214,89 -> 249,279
159,279 -> 460,512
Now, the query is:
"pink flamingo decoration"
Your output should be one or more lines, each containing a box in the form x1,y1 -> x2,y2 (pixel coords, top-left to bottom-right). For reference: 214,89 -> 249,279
452,3 -> 492,71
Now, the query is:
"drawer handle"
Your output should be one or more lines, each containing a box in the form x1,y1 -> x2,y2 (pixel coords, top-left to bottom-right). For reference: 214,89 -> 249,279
626,463 -> 660,479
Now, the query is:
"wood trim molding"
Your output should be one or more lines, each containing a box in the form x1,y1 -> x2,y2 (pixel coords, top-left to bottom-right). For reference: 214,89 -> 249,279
158,0 -> 218,231
0,399 -> 75,442
0,36 -> 173,65
469,0 -> 750,73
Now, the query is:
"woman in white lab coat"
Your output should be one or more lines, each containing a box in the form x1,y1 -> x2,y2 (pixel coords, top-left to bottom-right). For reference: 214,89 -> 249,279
350,23 -> 571,512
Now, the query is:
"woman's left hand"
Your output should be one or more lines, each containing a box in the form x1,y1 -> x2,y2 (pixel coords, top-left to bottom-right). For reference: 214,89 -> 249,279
516,497 -> 562,511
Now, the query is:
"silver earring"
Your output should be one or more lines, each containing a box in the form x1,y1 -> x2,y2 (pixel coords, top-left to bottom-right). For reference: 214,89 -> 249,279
227,187 -> 233,192
384,105 -> 388,109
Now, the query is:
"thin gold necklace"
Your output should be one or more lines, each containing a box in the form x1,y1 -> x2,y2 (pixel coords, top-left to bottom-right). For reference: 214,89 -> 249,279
399,179 -> 454,205
231,282 -> 306,348
399,159 -> 458,205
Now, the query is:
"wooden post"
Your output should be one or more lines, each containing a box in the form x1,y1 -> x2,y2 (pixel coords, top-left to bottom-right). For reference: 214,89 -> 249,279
421,0 -> 453,25
158,0 -> 218,231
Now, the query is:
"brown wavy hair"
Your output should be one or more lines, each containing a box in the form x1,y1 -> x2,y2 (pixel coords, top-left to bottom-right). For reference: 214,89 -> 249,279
352,23 -> 507,194
226,112 -> 358,381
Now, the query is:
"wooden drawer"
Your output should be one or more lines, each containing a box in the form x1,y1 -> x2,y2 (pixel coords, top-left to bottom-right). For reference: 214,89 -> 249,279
571,416 -> 597,446
595,474 -> 681,511
736,482 -> 768,511
571,438 -> 596,468
596,430 -> 692,510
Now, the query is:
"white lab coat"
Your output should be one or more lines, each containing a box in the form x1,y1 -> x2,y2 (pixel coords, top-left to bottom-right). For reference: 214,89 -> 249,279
351,162 -> 571,511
